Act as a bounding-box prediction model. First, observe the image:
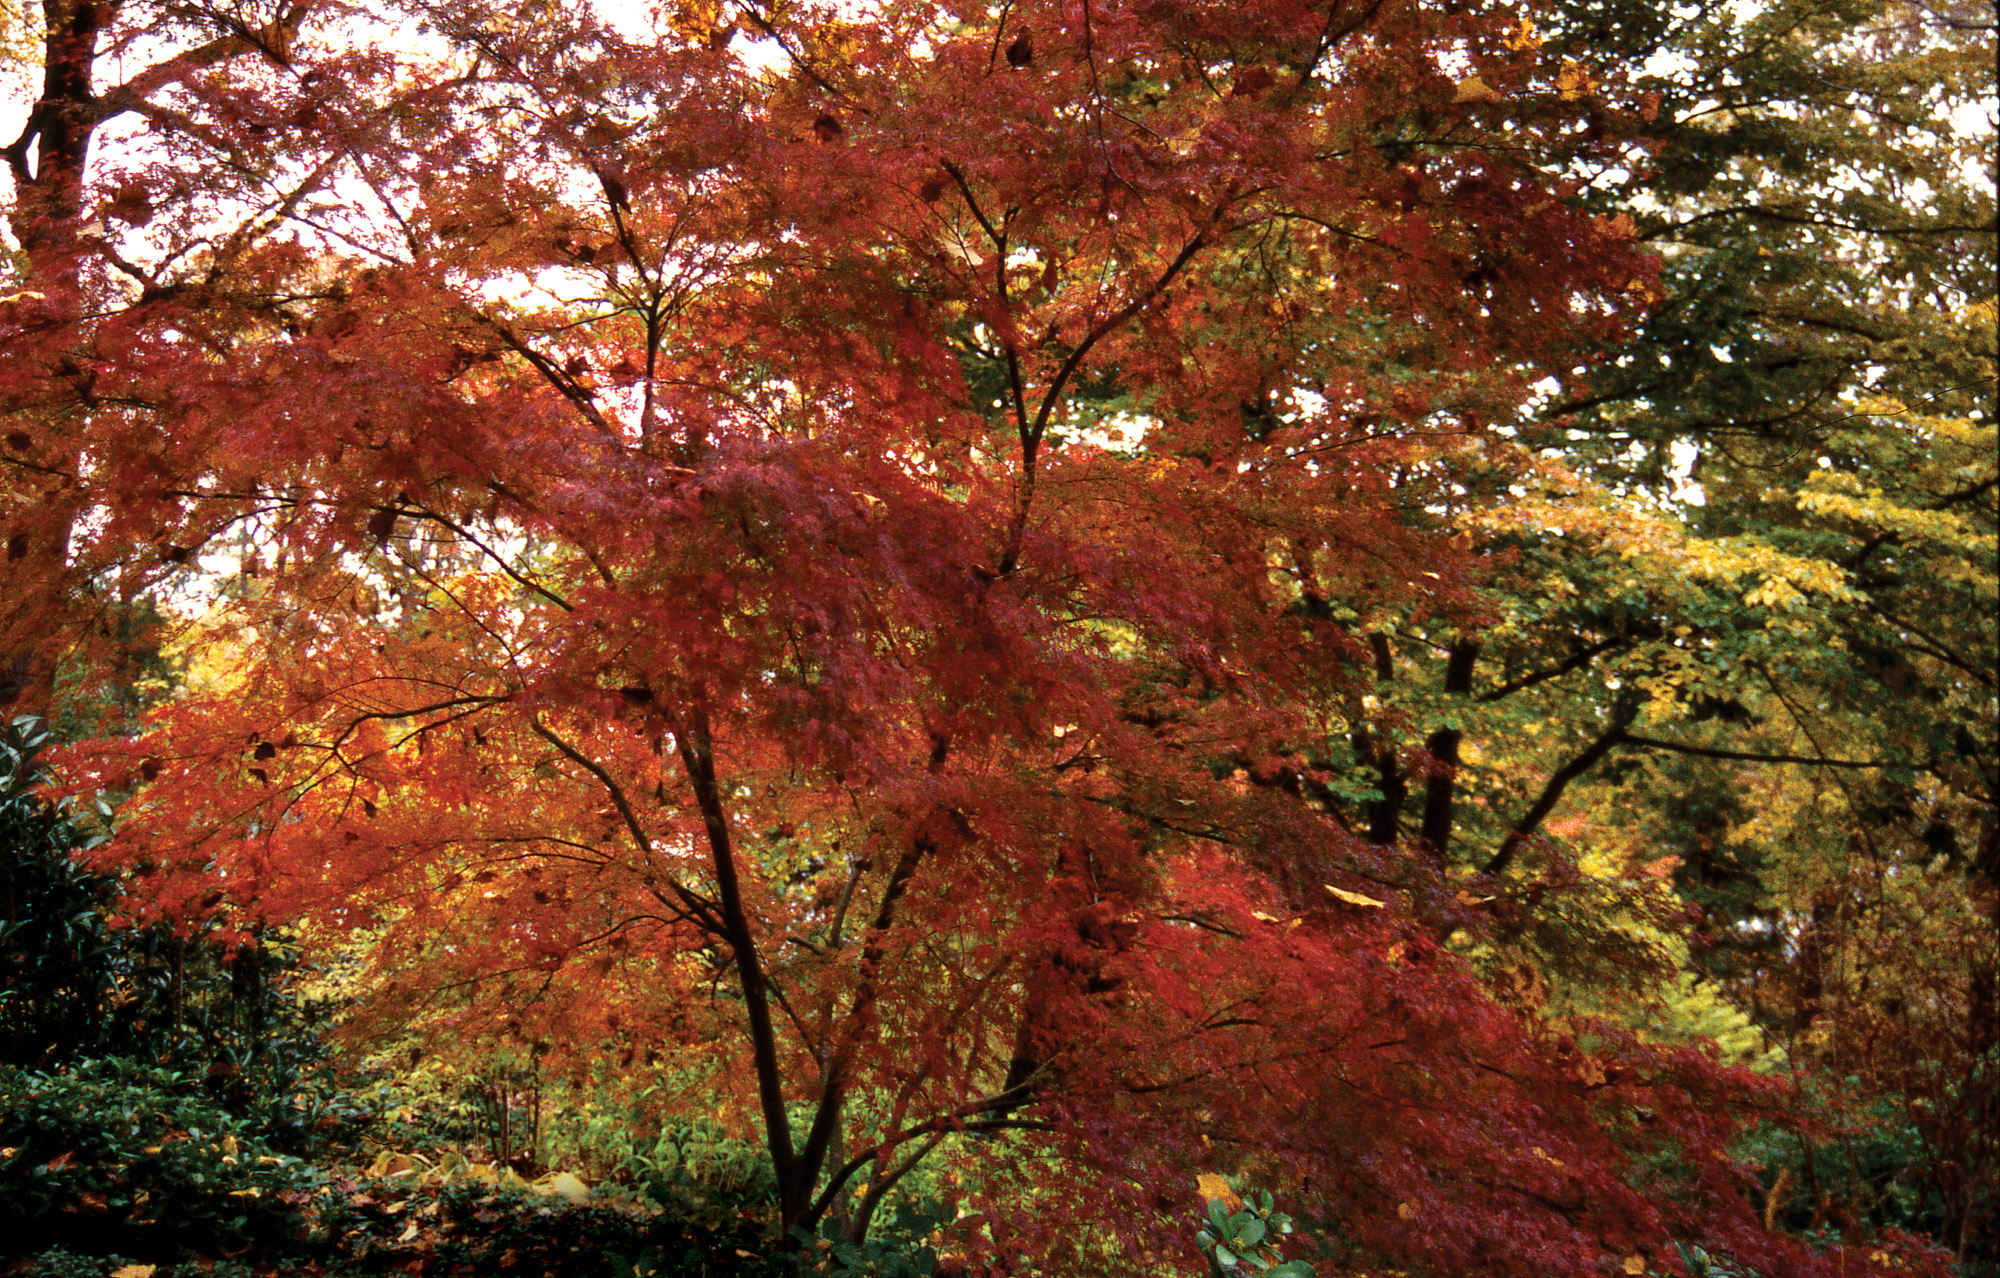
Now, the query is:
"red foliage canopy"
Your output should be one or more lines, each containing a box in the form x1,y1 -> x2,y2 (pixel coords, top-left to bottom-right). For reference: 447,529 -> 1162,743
1,0 -> 1948,1272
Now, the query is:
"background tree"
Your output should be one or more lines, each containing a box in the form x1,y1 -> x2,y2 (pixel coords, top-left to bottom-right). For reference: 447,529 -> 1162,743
1,0 -> 397,716
1289,0 -> 1997,1258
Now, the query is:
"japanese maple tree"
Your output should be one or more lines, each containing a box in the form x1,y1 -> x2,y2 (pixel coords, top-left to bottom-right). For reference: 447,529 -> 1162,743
3,0 -> 1959,1272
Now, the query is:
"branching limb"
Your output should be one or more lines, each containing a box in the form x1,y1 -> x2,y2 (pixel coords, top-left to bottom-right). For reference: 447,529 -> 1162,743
1476,634 -> 1631,703
1484,704 -> 1637,876
1620,732 -> 1891,770
529,717 -> 725,937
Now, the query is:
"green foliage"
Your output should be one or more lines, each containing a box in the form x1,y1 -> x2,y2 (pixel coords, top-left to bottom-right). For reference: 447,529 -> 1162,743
630,1117 -> 782,1229
269,1052 -> 788,1274
1,715 -> 117,1067
1670,1240 -> 1753,1278
609,1243 -> 776,1278
337,1051 -> 784,1219
1737,1075 -> 1999,1273
1196,1187 -> 1315,1278
789,1196 -> 956,1277
330,1169 -> 787,1277
0,1056 -> 318,1262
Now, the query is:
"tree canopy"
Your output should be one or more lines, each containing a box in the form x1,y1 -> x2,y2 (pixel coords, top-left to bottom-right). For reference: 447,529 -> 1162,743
2,0 -> 1992,1273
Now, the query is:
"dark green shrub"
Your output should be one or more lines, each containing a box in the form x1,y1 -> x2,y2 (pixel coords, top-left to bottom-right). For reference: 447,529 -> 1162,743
10,1248 -> 266,1278
1738,1080 -> 1998,1276
314,1178 -> 778,1277
0,716 -> 119,1069
628,1117 -> 782,1233
6,1248 -> 126,1278
12,1248 -> 274,1278
0,716 -> 342,1153
0,1056 -> 318,1262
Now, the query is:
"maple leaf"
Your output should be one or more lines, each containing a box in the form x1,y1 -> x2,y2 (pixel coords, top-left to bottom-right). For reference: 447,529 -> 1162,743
1324,885 -> 1386,908
1454,76 -> 1506,104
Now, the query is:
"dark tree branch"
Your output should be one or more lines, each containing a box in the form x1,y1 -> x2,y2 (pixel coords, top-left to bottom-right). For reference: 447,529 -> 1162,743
795,734 -> 953,1212
529,717 -> 726,936
668,705 -> 804,1228
1484,707 -> 1636,876
1621,732 -> 1891,770
1477,635 -> 1630,703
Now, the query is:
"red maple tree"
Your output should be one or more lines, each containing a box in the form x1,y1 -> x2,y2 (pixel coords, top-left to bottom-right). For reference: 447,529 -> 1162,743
5,0 -> 1950,1271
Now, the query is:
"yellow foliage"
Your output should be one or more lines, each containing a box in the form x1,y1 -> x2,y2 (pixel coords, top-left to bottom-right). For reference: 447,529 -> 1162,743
161,610 -> 257,699
1196,1172 -> 1242,1211
1557,60 -> 1597,100
1454,76 -> 1505,104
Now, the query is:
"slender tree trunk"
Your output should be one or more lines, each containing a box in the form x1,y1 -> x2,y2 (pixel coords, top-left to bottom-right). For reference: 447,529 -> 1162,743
1417,641 -> 1480,860
672,708 -> 802,1226
1360,633 -> 1404,845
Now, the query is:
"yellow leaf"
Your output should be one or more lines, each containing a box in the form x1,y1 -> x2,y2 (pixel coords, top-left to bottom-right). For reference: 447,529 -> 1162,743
384,1152 -> 423,1178
1505,17 -> 1541,50
538,1171 -> 591,1203
1325,885 -> 1385,908
666,0 -> 724,44
110,1267 -> 157,1278
1595,213 -> 1636,240
1195,1173 -> 1242,1211
1397,1201 -> 1415,1219
1454,76 -> 1504,104
1557,60 -> 1597,100
1624,1255 -> 1646,1275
